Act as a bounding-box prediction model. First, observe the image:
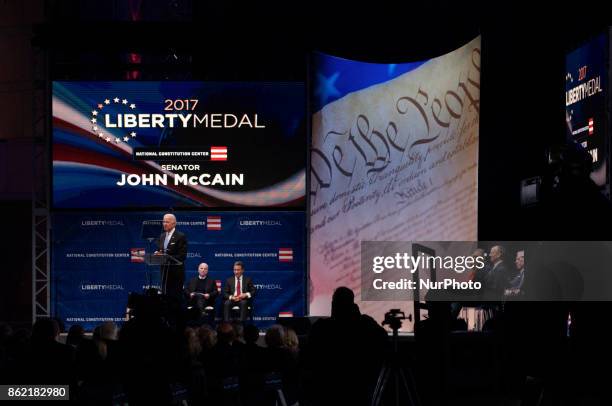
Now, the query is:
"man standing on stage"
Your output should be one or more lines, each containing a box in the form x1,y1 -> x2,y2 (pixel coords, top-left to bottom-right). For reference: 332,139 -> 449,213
223,261 -> 256,321
186,262 -> 218,310
505,250 -> 525,297
485,245 -> 513,300
154,213 -> 187,296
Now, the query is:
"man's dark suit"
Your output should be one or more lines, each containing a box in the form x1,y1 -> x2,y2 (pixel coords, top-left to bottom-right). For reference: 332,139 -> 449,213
223,275 -> 256,321
157,229 -> 187,296
185,276 -> 218,309
484,260 -> 515,300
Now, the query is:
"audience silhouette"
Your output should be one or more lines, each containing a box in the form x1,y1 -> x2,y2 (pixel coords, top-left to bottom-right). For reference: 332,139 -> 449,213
0,284 -> 608,405
305,286 -> 388,406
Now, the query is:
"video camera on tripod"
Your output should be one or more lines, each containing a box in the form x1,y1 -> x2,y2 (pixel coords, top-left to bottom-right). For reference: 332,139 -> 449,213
374,309 -> 420,406
382,309 -> 412,331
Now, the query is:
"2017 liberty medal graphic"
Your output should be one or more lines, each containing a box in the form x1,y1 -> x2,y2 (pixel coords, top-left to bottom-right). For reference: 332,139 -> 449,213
90,97 -> 138,144
91,97 -> 229,161
53,81 -> 307,208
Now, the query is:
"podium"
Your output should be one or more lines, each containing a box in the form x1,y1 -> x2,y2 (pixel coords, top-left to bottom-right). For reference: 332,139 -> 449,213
141,221 -> 162,292
144,252 -> 182,266
143,252 -> 183,294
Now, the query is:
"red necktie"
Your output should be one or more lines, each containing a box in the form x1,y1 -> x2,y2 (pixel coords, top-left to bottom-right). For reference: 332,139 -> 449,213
236,278 -> 242,296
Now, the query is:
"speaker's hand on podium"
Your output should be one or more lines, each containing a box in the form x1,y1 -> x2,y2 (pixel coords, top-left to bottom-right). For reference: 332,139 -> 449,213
153,250 -> 162,256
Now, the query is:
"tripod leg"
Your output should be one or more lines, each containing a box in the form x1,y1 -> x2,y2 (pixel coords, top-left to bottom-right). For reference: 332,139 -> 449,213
372,364 -> 386,401
371,365 -> 390,406
395,368 -> 400,406
276,389 -> 288,406
399,367 -> 421,406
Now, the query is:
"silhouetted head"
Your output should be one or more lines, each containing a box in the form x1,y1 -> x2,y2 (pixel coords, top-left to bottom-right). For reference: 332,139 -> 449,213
232,321 -> 244,342
184,327 -> 202,358
284,327 -> 299,352
331,286 -> 358,319
0,323 -> 13,344
265,324 -> 286,349
244,324 -> 260,345
98,321 -> 118,341
471,248 -> 485,258
197,325 -> 217,349
66,325 -> 84,347
31,318 -> 59,343
217,322 -> 236,345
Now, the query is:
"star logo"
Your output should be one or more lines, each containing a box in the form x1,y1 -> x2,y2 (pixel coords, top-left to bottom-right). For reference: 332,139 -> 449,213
90,97 -> 138,144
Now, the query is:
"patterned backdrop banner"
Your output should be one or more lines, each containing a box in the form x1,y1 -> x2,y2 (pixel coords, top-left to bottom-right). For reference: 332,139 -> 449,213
51,211 -> 305,330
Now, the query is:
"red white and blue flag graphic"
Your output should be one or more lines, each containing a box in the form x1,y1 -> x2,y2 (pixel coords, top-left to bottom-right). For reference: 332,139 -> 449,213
210,146 -> 228,161
278,247 -> 293,262
207,216 -> 222,230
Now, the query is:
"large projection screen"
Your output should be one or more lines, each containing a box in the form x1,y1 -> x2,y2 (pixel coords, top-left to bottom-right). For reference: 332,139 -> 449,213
565,33 -> 608,194
309,37 -> 481,328
52,82 -> 306,209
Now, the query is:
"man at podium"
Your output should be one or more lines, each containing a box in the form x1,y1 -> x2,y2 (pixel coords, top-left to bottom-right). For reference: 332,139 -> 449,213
154,213 -> 188,297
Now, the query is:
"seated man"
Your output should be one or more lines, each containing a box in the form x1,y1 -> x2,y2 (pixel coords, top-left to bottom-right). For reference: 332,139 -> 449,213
185,262 -> 218,312
223,261 -> 256,321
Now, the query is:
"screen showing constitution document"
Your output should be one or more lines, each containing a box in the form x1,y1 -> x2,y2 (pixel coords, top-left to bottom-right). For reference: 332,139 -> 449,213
309,37 -> 481,328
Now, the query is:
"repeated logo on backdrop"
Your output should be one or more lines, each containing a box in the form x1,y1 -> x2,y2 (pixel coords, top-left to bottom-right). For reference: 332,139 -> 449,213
52,211 -> 305,330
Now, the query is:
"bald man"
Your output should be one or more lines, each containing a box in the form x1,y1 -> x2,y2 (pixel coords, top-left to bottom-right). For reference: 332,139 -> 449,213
154,213 -> 188,296
186,262 -> 218,310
